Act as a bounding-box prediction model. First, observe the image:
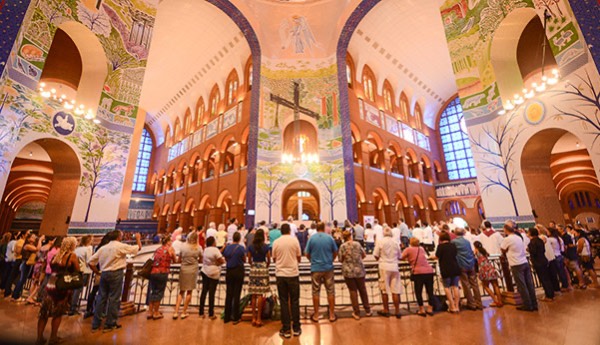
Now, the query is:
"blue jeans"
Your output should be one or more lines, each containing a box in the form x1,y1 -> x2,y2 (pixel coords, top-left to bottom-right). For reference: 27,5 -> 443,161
11,262 -> 33,299
366,242 -> 375,254
510,263 -> 538,310
148,273 -> 168,302
92,270 -> 124,329
70,273 -> 91,313
3,260 -> 21,297
554,256 -> 570,289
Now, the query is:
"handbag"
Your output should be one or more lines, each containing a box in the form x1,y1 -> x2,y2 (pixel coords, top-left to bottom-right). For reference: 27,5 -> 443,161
138,258 -> 153,279
410,247 -> 420,281
56,254 -> 84,291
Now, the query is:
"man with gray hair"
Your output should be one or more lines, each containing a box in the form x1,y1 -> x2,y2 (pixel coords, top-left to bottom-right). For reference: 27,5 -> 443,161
452,227 -> 483,310
373,226 -> 403,318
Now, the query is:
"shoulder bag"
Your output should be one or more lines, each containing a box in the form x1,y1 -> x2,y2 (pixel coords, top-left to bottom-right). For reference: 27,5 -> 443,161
56,254 -> 84,290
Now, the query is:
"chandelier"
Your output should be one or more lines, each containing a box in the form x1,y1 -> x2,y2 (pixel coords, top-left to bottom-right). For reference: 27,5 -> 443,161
38,82 -> 100,124
281,152 -> 319,164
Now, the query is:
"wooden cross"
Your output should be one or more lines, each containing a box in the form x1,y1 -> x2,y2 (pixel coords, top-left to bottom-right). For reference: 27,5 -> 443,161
270,82 -> 320,121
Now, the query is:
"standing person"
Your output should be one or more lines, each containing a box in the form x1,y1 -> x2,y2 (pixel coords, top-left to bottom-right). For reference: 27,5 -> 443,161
452,228 -> 483,310
399,219 -> 411,249
12,233 -> 44,301
37,237 -> 62,304
548,227 -> 571,291
83,234 -> 111,319
479,221 -> 504,255
527,228 -> 555,301
364,223 -> 375,254
287,216 -> 298,238
258,221 -> 270,245
197,226 -> 206,249
88,231 -> 142,332
69,235 -> 93,315
307,222 -> 317,238
36,237 -> 79,345
174,231 -> 203,320
391,223 -> 401,246
199,237 -> 224,319
269,224 -> 282,244
402,238 -> 435,317
206,222 -> 218,241
245,226 -> 257,250
374,227 -> 403,318
501,222 -> 538,312
305,222 -> 338,323
272,223 -> 302,338
353,222 -> 365,248
373,220 -> 384,244
227,218 -> 239,244
339,230 -> 371,320
558,225 -> 586,289
536,225 -> 561,294
216,224 -> 227,249
434,232 -> 461,313
0,233 -> 13,290
296,224 -> 309,254
421,222 -> 435,252
148,236 -> 175,320
222,232 -> 246,324
575,228 -> 599,288
247,229 -> 271,327
473,241 -> 503,307
3,232 -> 24,297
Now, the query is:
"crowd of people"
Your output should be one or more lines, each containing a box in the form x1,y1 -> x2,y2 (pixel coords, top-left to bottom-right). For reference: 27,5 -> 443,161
0,217 -> 598,342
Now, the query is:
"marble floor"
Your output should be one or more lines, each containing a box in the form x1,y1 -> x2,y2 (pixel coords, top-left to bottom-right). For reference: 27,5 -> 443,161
1,288 -> 600,345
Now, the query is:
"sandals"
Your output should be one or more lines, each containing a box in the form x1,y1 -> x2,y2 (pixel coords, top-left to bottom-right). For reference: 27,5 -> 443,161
328,314 -> 338,323
377,311 -> 390,317
153,313 -> 164,320
180,313 -> 189,320
310,314 -> 319,323
416,312 -> 427,317
426,311 -> 434,316
172,313 -> 179,320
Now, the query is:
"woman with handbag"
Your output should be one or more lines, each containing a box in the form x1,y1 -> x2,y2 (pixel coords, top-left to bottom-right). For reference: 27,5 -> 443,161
401,237 -> 435,317
12,233 -> 44,301
148,235 -> 176,320
575,229 -> 599,288
37,237 -> 79,345
247,229 -> 271,327
222,231 -> 247,324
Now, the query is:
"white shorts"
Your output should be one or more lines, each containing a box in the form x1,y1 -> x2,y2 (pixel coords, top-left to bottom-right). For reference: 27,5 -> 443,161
378,268 -> 402,295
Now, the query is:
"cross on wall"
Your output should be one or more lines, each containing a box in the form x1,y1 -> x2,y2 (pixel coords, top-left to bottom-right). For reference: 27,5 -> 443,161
270,81 -> 320,122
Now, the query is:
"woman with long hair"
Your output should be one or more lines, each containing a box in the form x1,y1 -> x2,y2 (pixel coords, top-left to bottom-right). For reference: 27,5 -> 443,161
473,241 -> 503,307
36,237 -> 79,345
148,235 -> 176,320
12,232 -> 44,301
199,236 -> 225,319
575,228 -> 599,288
173,231 -> 203,319
247,228 -> 271,327
434,232 -> 461,313
549,227 -> 571,291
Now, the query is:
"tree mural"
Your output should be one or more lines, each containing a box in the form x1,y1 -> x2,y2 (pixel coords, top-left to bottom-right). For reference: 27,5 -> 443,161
479,0 -> 529,40
257,163 -> 286,224
77,2 -> 112,37
316,162 -> 345,221
470,111 -> 524,216
78,126 -> 129,222
553,70 -> 600,148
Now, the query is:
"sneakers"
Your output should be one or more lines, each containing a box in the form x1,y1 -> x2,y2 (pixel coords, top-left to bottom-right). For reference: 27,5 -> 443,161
293,329 -> 302,336
279,329 -> 292,339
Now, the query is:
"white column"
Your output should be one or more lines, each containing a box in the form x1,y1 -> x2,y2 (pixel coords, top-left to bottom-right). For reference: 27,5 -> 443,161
298,198 -> 303,221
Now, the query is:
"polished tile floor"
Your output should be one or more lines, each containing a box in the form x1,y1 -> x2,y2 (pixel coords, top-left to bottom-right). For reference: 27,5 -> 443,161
1,288 -> 599,345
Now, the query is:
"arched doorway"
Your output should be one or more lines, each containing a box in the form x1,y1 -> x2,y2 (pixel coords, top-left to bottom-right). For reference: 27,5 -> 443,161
0,139 -> 81,235
522,129 -> 600,227
282,180 -> 320,221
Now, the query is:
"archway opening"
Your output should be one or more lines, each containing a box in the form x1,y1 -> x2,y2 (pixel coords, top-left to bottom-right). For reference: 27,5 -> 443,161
282,180 -> 320,221
1,139 -> 81,235
521,129 -> 600,227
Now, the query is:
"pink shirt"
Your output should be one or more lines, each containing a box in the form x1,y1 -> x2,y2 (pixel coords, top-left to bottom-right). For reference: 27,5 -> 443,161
401,246 -> 434,275
45,247 -> 58,275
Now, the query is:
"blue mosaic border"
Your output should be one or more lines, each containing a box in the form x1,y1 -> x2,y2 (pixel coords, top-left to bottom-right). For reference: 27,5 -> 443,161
568,0 -> 600,70
207,0 -> 261,229
0,0 -> 32,77
336,0 -> 381,222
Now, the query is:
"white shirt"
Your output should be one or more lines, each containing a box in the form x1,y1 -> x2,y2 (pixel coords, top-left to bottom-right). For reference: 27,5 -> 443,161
272,234 -> 301,277
547,236 -> 562,257
365,228 -> 375,243
74,245 -> 93,274
201,246 -> 223,280
5,240 -> 16,262
540,235 -> 556,261
373,224 -> 384,243
308,229 -> 317,238
288,222 -> 298,238
391,227 -> 401,245
373,237 -> 402,272
172,240 -> 184,256
227,224 -> 238,244
88,240 -> 139,272
206,228 -> 217,240
479,230 -> 504,255
421,226 -> 434,245
412,227 -> 424,242
500,234 -> 528,267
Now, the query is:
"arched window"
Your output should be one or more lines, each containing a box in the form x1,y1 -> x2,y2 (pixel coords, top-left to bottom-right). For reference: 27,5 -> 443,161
133,129 -> 153,192
196,98 -> 205,127
209,85 -> 220,118
226,71 -> 239,106
399,93 -> 409,122
383,83 -> 394,112
414,104 -> 423,130
183,109 -> 192,135
346,54 -> 355,88
245,57 -> 253,90
362,66 -> 375,102
165,125 -> 172,148
439,97 -> 476,180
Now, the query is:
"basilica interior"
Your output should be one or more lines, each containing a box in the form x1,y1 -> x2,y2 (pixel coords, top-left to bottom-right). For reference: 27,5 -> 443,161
0,0 -> 599,343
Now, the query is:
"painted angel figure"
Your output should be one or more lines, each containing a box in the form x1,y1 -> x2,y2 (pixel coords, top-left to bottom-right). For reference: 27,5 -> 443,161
280,15 -> 317,54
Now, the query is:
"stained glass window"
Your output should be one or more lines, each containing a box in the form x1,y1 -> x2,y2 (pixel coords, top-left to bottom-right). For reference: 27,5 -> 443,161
439,98 -> 476,180
133,129 -> 153,192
